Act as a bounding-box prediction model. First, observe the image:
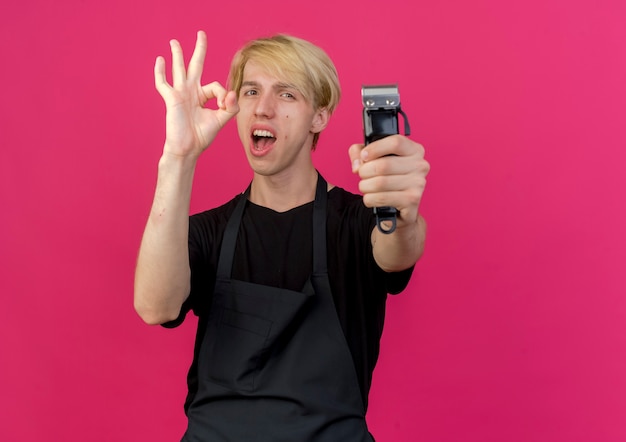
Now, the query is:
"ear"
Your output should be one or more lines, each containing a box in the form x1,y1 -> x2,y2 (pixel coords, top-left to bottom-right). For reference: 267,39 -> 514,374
310,107 -> 330,134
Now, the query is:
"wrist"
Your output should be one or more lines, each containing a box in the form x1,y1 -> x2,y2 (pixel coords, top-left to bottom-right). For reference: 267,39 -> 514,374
158,148 -> 199,173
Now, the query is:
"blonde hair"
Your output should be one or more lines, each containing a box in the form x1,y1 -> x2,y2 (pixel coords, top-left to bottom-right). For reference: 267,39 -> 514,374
228,34 -> 341,148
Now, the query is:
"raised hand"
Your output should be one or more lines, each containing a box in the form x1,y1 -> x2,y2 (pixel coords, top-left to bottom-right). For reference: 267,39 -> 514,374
154,30 -> 239,159
349,135 -> 429,227
349,135 -> 430,271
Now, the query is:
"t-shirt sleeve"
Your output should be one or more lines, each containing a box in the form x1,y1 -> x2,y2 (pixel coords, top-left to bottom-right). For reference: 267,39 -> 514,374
161,213 -> 213,328
363,208 -> 415,296
160,195 -> 239,328
329,188 -> 415,299
350,191 -> 415,295
383,265 -> 414,295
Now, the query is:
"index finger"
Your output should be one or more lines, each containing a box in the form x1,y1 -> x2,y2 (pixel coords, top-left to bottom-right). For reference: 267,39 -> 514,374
187,30 -> 207,82
361,135 -> 422,161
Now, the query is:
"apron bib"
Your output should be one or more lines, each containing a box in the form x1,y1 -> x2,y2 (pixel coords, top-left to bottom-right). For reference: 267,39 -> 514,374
183,174 -> 373,442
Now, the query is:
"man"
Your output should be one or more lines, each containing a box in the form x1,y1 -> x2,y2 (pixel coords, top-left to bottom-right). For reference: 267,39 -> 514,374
134,30 -> 429,441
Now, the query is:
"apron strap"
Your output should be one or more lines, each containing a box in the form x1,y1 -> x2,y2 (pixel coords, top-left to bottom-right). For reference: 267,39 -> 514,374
216,172 -> 328,280
216,185 -> 250,280
312,173 -> 327,274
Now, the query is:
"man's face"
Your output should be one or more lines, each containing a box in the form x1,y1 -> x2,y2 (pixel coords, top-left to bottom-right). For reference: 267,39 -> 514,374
236,60 -> 328,178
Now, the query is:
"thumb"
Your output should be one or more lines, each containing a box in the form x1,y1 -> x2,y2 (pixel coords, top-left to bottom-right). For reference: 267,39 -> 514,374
348,143 -> 365,173
216,90 -> 240,128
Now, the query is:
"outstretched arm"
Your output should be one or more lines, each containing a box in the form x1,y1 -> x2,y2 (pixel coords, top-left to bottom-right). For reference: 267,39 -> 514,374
349,135 -> 430,272
134,31 -> 239,325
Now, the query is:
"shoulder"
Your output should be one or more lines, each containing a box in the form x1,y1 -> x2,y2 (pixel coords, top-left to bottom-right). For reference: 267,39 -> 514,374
328,185 -> 362,205
190,194 -> 243,229
191,194 -> 243,222
328,186 -> 368,216
188,194 -> 245,254
327,186 -> 375,232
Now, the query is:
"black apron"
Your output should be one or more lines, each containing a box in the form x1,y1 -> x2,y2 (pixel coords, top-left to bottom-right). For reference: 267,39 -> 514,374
182,174 -> 373,441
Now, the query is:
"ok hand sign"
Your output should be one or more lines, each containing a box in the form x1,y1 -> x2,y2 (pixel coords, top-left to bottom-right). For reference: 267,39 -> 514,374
154,31 -> 239,159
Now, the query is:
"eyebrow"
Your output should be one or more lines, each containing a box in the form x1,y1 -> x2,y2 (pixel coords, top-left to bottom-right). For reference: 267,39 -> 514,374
241,80 -> 300,92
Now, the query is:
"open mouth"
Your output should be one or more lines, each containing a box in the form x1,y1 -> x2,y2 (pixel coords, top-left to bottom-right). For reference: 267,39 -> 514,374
252,129 -> 276,152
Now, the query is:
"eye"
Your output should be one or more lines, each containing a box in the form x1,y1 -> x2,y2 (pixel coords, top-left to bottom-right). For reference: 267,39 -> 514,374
243,89 -> 258,96
281,92 -> 295,99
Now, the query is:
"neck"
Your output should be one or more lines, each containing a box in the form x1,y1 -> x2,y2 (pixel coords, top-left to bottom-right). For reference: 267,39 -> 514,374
249,167 -> 320,212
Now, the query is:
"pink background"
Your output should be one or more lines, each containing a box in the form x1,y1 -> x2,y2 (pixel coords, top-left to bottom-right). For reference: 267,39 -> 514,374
1,0 -> 625,440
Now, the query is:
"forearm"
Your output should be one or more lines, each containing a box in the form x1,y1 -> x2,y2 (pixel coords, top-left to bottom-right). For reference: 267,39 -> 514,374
372,214 -> 426,273
134,152 -> 198,324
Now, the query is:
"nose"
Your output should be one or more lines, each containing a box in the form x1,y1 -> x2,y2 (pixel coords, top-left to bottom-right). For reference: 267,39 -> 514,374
254,92 -> 275,119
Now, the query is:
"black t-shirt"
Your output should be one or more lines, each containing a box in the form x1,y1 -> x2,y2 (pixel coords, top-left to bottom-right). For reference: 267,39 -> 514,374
166,186 -> 414,410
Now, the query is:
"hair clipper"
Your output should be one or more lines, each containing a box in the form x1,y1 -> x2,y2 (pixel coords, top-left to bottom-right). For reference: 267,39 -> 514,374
361,84 -> 411,234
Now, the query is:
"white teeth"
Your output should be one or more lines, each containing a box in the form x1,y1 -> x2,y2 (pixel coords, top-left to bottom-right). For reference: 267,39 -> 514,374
253,129 -> 275,138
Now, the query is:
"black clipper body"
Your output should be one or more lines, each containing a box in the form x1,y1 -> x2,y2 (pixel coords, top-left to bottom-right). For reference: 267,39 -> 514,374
362,84 -> 411,234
